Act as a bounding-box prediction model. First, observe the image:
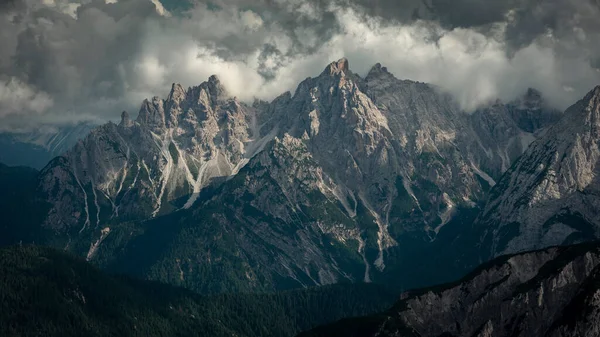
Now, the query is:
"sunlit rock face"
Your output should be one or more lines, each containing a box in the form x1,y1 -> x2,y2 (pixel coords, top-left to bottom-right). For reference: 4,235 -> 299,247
478,86 -> 600,258
33,58 -> 561,293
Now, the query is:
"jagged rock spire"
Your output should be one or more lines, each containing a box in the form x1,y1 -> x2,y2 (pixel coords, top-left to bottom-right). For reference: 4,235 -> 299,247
321,57 -> 350,76
366,63 -> 394,83
136,96 -> 166,128
368,63 -> 388,75
167,83 -> 186,104
119,111 -> 133,128
207,75 -> 227,100
581,85 -> 600,136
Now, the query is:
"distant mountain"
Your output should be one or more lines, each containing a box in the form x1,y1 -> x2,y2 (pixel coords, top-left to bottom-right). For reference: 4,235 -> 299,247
0,122 -> 96,169
0,245 -> 396,337
469,88 -> 561,178
477,86 -> 600,258
300,241 -> 600,337
0,58 -> 563,295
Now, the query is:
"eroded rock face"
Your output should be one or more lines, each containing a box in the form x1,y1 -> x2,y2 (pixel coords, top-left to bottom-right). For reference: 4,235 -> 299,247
299,242 -> 600,337
38,75 -> 261,236
477,86 -> 600,258
31,58 -> 562,293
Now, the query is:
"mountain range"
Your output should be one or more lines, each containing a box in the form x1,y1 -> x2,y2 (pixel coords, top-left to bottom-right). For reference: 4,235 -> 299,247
0,59 -> 600,337
2,57 -> 600,335
477,86 -> 600,258
2,58 -> 589,296
0,122 -> 96,169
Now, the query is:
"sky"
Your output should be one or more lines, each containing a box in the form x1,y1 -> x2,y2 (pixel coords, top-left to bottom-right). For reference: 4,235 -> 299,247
1,0 -> 600,131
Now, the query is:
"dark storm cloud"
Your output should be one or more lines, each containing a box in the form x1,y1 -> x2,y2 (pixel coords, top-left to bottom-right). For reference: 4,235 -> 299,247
183,0 -> 342,58
0,0 -> 164,127
349,0 -> 600,60
504,0 -> 600,55
0,0 -> 599,130
0,0 -> 18,9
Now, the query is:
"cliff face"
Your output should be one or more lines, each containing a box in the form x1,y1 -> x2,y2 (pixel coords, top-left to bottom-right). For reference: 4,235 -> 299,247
477,86 -> 600,258
300,242 -> 600,337
39,76 -> 258,236
10,58 -> 562,294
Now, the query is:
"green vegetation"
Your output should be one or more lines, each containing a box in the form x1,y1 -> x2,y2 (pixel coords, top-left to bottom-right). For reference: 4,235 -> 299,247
380,207 -> 483,289
0,164 -> 51,246
0,245 -> 398,337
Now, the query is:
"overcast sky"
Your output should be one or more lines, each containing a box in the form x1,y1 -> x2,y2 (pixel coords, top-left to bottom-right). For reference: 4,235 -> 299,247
1,0 -> 600,131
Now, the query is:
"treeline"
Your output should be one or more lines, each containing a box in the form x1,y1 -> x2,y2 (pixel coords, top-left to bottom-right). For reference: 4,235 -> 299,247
0,245 -> 398,337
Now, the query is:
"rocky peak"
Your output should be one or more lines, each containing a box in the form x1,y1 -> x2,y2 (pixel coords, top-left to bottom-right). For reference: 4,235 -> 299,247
476,84 -> 600,257
207,75 -> 227,100
119,111 -> 133,128
136,96 -> 166,128
167,83 -> 186,105
560,85 -> 600,135
583,85 -> 600,110
321,58 -> 350,77
580,85 -> 600,136
365,63 -> 392,81
185,75 -> 230,110
506,87 -> 562,133
524,87 -> 542,102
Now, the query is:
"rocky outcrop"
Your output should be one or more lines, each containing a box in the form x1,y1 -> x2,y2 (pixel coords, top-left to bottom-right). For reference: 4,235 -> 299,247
469,89 -> 562,179
38,75 -> 263,239
477,86 -> 600,258
299,242 -> 600,337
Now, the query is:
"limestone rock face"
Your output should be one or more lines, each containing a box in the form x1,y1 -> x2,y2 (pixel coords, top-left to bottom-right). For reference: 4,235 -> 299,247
39,75 -> 262,235
30,58 -> 562,293
300,243 -> 600,337
477,86 -> 600,258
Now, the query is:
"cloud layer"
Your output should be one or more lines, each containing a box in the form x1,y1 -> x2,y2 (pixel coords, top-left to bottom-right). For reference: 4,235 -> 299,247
1,0 -> 599,130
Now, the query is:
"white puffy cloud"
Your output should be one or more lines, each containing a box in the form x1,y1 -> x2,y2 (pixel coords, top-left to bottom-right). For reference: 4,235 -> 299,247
133,6 -> 598,111
0,77 -> 54,118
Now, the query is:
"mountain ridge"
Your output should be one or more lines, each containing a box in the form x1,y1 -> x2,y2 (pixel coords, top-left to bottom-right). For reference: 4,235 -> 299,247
299,241 -> 600,337
477,85 -> 600,258
0,58 -> 567,295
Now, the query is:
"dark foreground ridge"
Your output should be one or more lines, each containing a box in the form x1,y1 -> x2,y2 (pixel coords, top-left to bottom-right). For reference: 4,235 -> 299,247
0,245 -> 397,337
299,241 -> 600,337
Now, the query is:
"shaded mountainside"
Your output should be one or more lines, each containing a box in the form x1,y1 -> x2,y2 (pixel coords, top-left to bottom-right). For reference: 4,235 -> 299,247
477,86 -> 600,258
0,164 -> 51,246
0,245 -> 397,337
300,241 -> 600,337
0,122 -> 95,169
0,58 -> 562,296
